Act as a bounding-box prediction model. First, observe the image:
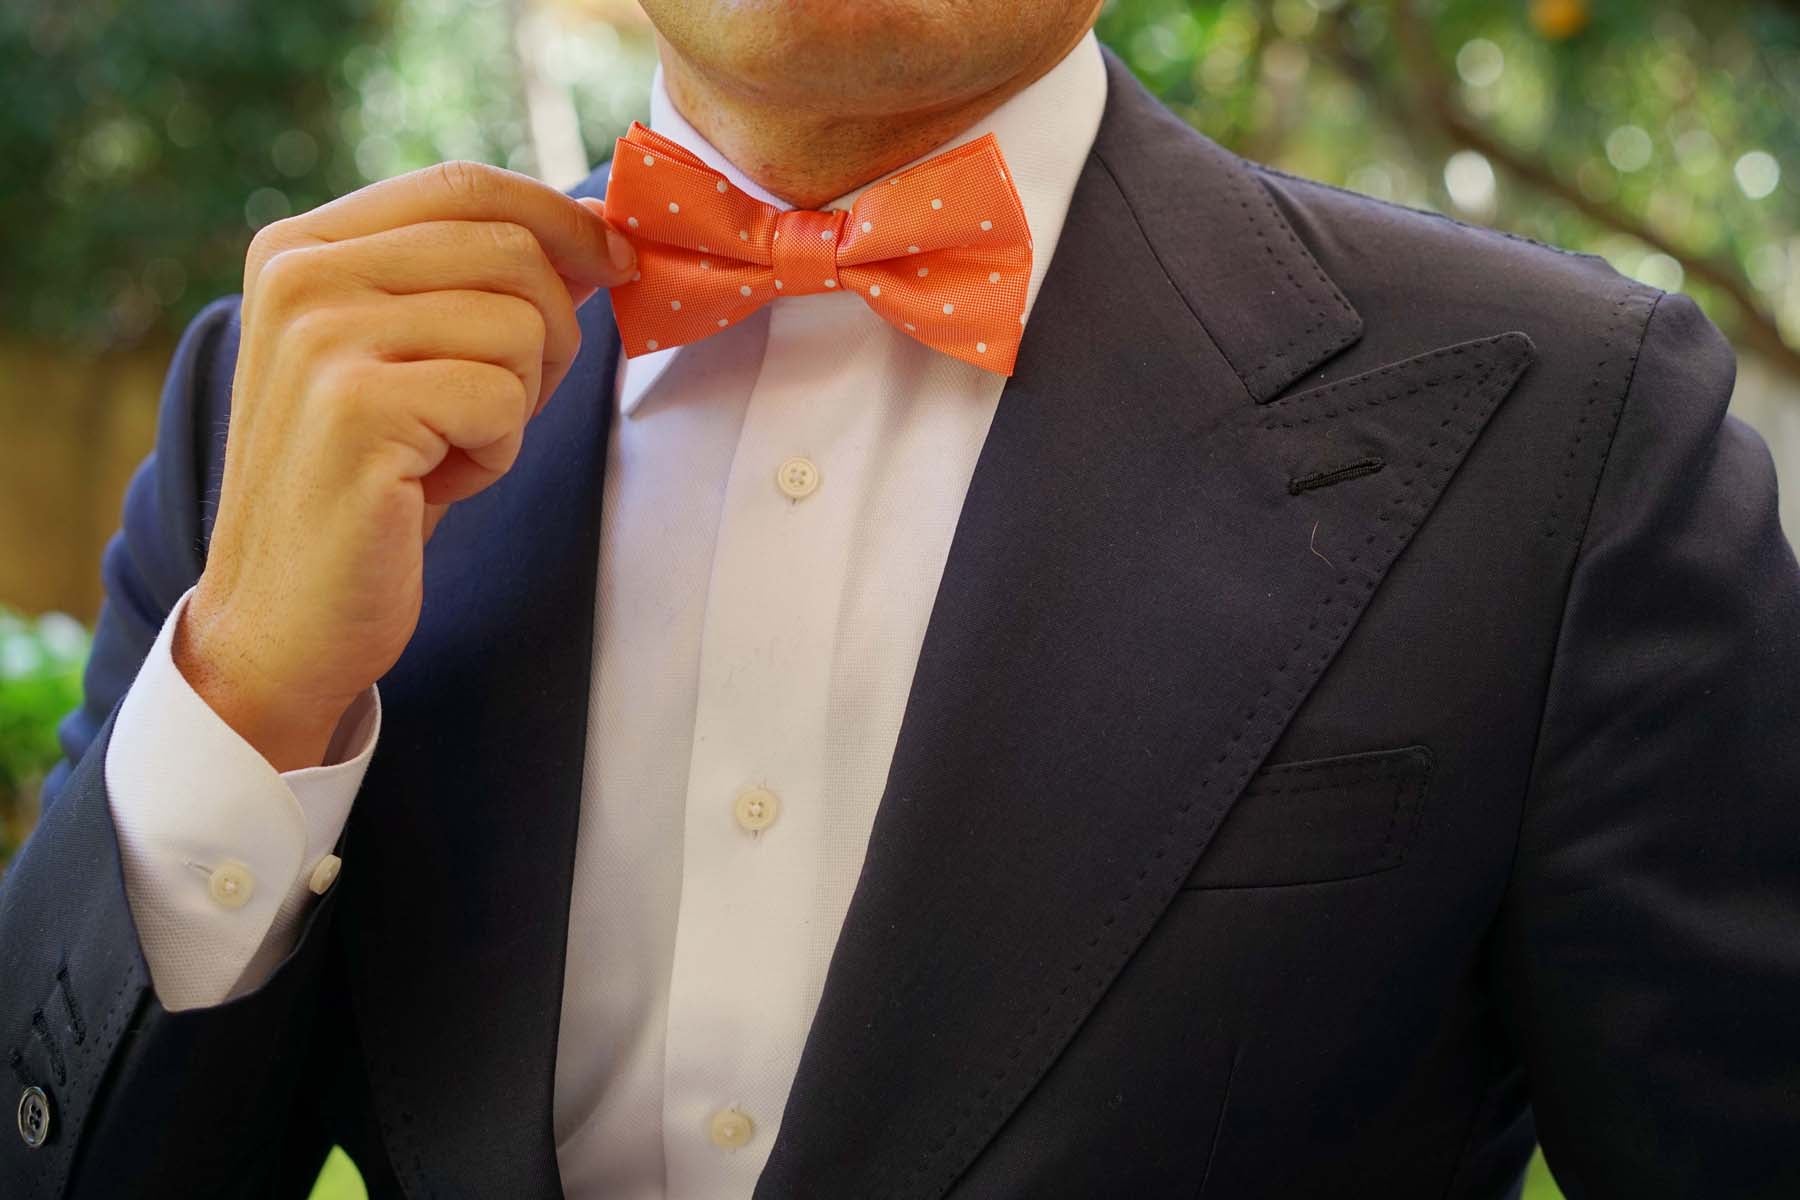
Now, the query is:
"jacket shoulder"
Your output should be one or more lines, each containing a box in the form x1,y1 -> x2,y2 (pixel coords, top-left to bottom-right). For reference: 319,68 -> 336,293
1247,162 -> 1704,554
1251,164 -> 1663,370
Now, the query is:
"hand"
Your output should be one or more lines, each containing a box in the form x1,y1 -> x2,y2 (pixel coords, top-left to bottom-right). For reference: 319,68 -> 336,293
173,160 -> 635,771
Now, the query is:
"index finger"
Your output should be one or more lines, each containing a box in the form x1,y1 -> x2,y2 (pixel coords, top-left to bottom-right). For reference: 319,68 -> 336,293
277,160 -> 634,289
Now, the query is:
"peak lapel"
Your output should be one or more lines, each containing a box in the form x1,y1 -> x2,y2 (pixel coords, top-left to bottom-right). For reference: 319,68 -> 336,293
756,59 -> 1534,1200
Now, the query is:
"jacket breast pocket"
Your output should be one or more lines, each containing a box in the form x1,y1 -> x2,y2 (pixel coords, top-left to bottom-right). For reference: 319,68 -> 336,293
1181,745 -> 1434,890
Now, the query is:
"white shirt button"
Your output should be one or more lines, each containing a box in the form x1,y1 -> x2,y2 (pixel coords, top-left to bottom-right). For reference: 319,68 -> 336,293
207,861 -> 255,910
775,456 -> 821,500
708,1106 -> 754,1149
308,854 -> 343,895
734,786 -> 780,833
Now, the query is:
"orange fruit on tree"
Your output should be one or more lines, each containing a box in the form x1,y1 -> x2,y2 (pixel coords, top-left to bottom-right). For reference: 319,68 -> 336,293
1530,0 -> 1590,39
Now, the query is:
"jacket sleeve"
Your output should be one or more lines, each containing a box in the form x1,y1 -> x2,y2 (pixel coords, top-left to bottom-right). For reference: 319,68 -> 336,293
0,296 -> 344,1197
1495,292 -> 1800,1198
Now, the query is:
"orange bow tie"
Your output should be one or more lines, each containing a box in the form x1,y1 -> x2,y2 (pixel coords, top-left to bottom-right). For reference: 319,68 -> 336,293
602,123 -> 1033,374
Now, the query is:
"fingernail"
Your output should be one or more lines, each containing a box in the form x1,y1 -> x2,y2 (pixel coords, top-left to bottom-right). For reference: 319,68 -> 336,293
605,228 -> 636,274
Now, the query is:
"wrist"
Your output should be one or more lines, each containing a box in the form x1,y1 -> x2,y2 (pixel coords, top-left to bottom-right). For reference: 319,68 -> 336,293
173,591 -> 353,772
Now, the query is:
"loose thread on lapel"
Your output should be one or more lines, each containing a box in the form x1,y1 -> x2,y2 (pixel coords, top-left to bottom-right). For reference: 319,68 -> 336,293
1308,520 -> 1333,568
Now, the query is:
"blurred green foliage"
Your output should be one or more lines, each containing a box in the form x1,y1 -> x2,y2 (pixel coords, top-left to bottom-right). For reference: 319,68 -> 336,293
1095,0 -> 1799,371
1,4 -> 1794,1195
0,0 -> 390,349
0,609 -> 88,865
2,0 -> 1791,369
0,0 -> 653,353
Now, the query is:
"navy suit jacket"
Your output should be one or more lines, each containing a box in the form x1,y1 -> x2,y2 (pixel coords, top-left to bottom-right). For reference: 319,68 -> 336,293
6,52 -> 1800,1199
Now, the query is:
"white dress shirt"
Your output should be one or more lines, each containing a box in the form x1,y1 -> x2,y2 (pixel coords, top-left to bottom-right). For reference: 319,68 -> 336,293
103,31 -> 1107,1198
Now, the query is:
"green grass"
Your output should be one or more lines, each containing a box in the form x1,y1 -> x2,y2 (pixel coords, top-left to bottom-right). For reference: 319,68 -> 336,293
304,1146 -> 1569,1197
1523,1148 -> 1566,1199
308,1148 -> 366,1199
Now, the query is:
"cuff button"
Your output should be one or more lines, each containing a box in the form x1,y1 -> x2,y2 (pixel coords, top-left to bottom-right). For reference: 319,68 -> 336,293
17,1086 -> 50,1149
308,854 -> 342,896
208,861 -> 255,909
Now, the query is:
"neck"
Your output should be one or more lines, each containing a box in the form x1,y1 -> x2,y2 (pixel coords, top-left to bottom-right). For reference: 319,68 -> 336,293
656,23 -> 1095,210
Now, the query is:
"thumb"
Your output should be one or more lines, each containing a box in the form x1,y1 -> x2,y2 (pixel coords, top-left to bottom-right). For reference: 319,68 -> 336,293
576,195 -> 636,278
567,196 -> 633,308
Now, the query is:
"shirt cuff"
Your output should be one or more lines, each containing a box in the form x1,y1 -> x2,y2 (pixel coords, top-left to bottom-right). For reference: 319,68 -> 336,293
104,587 -> 380,1011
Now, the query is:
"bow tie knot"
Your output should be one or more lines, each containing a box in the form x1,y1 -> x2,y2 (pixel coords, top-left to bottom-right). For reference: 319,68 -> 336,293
771,208 -> 849,298
603,122 -> 1033,373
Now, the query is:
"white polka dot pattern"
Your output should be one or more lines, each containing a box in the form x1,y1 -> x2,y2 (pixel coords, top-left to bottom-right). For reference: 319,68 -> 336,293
602,121 -> 1033,372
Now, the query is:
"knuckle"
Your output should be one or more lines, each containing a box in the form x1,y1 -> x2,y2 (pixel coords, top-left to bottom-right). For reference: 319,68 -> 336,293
500,365 -> 531,411
312,355 -> 371,409
468,357 -> 521,393
433,159 -> 497,203
499,293 -> 547,346
482,220 -> 538,260
245,220 -> 295,274
254,244 -> 323,310
282,304 -> 348,358
314,361 -> 386,437
457,361 -> 528,421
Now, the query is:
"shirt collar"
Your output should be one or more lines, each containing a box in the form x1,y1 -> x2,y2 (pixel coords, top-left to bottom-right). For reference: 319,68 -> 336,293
617,30 -> 1108,416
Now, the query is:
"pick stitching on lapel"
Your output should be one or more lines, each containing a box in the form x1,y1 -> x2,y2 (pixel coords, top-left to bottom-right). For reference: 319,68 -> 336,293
325,56 -> 1539,1199
754,59 -> 1535,1200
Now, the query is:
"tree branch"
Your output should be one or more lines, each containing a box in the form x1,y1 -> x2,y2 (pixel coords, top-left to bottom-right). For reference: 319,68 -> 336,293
1383,0 -> 1800,380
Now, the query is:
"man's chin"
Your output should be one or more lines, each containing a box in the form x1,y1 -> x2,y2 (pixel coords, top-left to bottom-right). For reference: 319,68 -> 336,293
641,0 -> 1077,117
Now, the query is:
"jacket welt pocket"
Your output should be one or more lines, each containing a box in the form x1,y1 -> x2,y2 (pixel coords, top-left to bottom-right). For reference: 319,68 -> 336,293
1181,745 -> 1434,890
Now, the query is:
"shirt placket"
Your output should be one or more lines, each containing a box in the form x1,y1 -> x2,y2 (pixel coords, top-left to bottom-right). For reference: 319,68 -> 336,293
659,293 -> 887,1196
